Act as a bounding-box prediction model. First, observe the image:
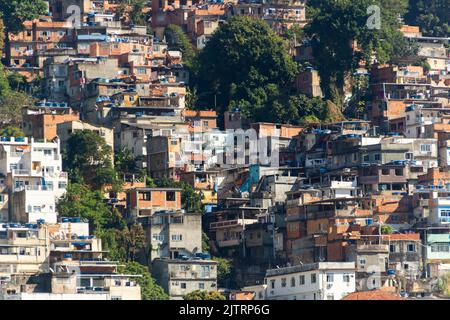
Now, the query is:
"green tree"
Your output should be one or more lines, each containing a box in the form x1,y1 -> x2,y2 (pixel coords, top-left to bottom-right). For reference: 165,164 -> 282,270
194,16 -> 298,124
212,257 -> 232,288
0,0 -> 47,62
183,290 -> 226,300
116,223 -> 146,262
119,262 -> 169,300
272,94 -> 329,125
129,0 -> 147,25
164,24 -> 197,69
56,183 -> 123,233
96,228 -> 126,261
115,146 -> 139,176
155,177 -> 203,213
405,0 -> 450,37
381,225 -> 394,234
0,0 -> 47,34
305,0 -> 409,100
0,19 -> 5,56
0,125 -> 24,138
0,67 -> 32,127
202,231 -> 210,253
438,272 -> 450,297
64,130 -> 118,189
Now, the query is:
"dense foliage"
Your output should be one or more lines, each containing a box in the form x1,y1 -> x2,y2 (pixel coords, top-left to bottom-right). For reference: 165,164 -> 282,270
0,0 -> 47,34
64,130 -> 120,190
183,290 -> 226,300
193,16 -> 299,124
212,257 -> 233,288
405,0 -> 450,37
164,24 -> 197,69
119,262 -> 169,300
305,0 -> 410,99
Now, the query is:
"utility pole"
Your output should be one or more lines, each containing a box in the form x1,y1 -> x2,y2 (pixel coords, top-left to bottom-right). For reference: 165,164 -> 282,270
242,209 -> 246,258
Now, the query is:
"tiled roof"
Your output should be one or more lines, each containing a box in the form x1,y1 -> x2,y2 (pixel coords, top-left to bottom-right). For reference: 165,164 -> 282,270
343,290 -> 405,300
381,233 -> 420,241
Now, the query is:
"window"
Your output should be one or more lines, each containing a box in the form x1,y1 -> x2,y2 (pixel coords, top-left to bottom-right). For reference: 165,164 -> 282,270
326,294 -> 334,300
311,273 -> 317,284
326,274 -> 334,283
152,234 -> 164,241
43,149 -> 52,156
382,168 -> 390,175
407,244 -> 416,252
281,278 -> 286,288
390,244 -> 396,253
374,154 -> 381,161
299,275 -> 305,285
198,283 -> 205,289
395,168 -> 403,176
431,243 -> 449,252
343,274 -> 351,283
270,280 -> 275,289
363,155 -> 369,162
180,283 -> 186,289
137,67 -> 146,74
290,277 -> 295,287
142,192 -> 151,201
0,195 -> 4,203
58,181 -> 67,189
203,121 -> 209,128
440,210 -> 450,218
171,234 -> 182,241
166,191 -> 175,201
420,144 -> 431,152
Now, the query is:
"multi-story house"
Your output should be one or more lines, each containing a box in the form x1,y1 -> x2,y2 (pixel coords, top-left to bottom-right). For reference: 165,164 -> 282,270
22,104 -> 79,141
226,0 -> 308,34
149,210 -> 202,261
263,262 -> 356,300
0,137 -> 68,223
0,222 -> 50,277
381,233 -> 422,280
152,258 -> 218,300
125,188 -> 182,220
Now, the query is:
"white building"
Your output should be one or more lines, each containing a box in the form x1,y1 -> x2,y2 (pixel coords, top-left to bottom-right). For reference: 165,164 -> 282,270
0,137 -> 67,223
263,262 -> 356,300
429,197 -> 450,226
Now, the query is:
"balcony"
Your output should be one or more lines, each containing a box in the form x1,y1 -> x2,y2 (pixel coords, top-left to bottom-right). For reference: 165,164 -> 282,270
210,219 -> 258,230
216,238 -> 241,247
14,185 -> 54,192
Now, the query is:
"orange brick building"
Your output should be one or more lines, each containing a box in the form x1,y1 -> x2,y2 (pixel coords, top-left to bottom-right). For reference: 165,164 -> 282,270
22,109 -> 79,140
125,187 -> 182,217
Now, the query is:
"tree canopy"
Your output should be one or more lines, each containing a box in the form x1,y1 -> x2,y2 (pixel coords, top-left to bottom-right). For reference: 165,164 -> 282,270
405,0 -> 450,37
193,16 -> 298,124
63,130 -> 119,190
0,0 -> 47,35
305,0 -> 410,99
119,262 -> 169,300
164,24 -> 197,69
183,290 -> 226,300
56,183 -> 123,233
0,125 -> 24,138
